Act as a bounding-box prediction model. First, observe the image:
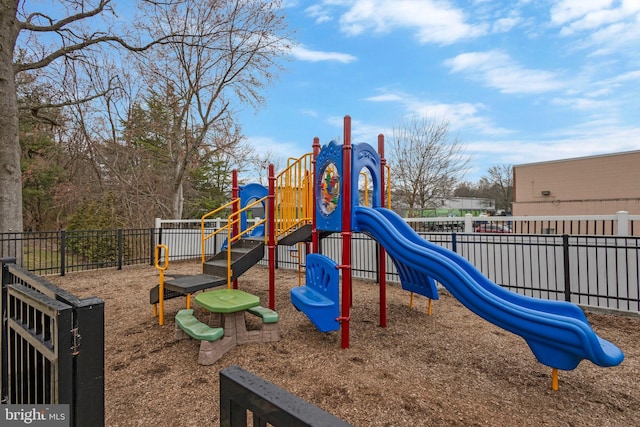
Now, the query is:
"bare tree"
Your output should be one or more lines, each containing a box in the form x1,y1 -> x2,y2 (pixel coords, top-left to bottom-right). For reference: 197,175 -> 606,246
128,0 -> 290,218
1,0 -> 291,244
484,164 -> 513,213
388,115 -> 469,217
0,0 -> 178,241
248,149 -> 285,185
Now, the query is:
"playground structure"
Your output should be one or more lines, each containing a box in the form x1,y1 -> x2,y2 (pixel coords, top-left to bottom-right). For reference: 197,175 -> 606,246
152,115 -> 623,389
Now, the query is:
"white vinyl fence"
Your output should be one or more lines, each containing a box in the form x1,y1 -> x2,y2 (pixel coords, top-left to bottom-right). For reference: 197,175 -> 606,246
156,212 -> 640,314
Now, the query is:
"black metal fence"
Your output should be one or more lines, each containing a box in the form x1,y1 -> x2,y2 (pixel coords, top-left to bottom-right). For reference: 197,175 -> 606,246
403,211 -> 640,236
0,227 -> 638,314
1,229 -> 155,276
0,258 -> 105,426
423,232 -> 640,313
287,232 -> 640,314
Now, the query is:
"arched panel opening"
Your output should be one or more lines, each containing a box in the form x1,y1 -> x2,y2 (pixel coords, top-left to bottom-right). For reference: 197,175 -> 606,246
357,168 -> 374,207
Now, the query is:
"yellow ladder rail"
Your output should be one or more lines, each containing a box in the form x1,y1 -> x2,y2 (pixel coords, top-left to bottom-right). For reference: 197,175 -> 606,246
201,198 -> 240,264
275,153 -> 314,239
201,196 -> 269,287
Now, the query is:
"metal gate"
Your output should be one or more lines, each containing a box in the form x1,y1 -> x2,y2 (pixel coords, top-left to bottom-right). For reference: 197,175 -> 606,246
1,258 -> 105,426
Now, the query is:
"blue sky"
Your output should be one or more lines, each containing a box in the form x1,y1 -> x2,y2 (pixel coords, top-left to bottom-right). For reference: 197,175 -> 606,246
238,0 -> 640,182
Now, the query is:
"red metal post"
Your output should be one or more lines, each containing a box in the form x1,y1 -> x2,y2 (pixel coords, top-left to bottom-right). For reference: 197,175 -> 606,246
268,164 -> 276,310
312,137 -> 321,254
378,134 -> 387,328
341,116 -> 352,349
232,170 -> 239,289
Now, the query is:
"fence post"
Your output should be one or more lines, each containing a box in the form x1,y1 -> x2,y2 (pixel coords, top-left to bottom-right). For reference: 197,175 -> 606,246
464,213 -> 473,233
562,234 -> 571,302
117,229 -> 123,270
1,257 -> 16,403
60,230 -> 66,277
153,219 -> 161,266
452,233 -> 457,253
73,297 -> 105,427
617,211 -> 629,236
149,228 -> 156,266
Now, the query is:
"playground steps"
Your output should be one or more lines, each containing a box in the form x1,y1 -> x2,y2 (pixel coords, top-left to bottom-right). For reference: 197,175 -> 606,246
149,274 -> 227,305
277,224 -> 334,246
278,224 -> 313,246
203,238 -> 265,280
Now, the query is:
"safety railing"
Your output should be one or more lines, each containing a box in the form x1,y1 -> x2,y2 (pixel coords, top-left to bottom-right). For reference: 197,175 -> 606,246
274,153 -> 314,239
201,197 -> 268,287
200,198 -> 239,264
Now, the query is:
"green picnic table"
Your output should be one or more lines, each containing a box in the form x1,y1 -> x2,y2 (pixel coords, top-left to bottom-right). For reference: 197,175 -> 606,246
195,288 -> 260,313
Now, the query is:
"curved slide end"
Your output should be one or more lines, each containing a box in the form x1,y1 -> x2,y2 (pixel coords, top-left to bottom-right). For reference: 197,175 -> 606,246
596,336 -> 625,367
353,206 -> 624,371
527,334 -> 624,370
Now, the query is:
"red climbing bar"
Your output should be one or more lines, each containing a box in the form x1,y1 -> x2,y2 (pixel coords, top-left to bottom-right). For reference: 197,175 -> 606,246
312,137 -> 321,255
268,164 -> 276,310
341,116 -> 352,349
378,133 -> 387,328
232,170 -> 239,289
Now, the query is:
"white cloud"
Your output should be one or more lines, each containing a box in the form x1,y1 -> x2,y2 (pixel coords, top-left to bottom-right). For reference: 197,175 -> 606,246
444,50 -> 565,94
364,93 -> 406,103
300,109 -> 319,118
305,4 -> 334,24
492,16 -> 521,33
549,0 -> 640,54
308,0 -> 486,44
364,90 -> 511,136
467,123 -> 640,172
604,69 -> 640,85
550,96 -> 612,110
550,0 -> 614,26
291,45 -> 357,63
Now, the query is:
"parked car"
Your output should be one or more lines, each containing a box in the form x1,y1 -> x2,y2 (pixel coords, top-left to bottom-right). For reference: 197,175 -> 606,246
474,224 -> 511,233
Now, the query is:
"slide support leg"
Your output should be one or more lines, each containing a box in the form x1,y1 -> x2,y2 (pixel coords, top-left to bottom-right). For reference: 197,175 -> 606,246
552,368 -> 559,391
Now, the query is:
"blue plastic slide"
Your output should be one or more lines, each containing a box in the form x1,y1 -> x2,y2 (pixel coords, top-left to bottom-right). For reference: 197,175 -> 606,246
353,206 -> 624,370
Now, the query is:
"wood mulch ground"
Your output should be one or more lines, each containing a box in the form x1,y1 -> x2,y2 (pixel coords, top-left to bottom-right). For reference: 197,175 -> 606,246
48,261 -> 640,426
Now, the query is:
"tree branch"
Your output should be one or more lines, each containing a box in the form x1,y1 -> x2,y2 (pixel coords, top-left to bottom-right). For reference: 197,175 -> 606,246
21,0 -> 111,33
15,33 -> 176,73
19,77 -> 121,125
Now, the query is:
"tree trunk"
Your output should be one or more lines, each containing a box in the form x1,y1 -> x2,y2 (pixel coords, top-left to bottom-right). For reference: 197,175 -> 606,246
170,158 -> 186,219
0,1 -> 24,243
171,181 -> 184,219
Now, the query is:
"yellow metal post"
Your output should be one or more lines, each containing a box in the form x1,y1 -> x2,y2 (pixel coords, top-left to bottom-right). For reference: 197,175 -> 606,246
154,244 -> 169,326
552,368 -> 559,390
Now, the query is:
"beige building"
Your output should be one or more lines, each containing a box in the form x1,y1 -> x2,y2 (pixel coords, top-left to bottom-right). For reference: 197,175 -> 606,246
513,150 -> 640,216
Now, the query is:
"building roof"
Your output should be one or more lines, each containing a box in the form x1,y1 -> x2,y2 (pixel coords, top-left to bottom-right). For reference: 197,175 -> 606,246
514,149 -> 640,169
